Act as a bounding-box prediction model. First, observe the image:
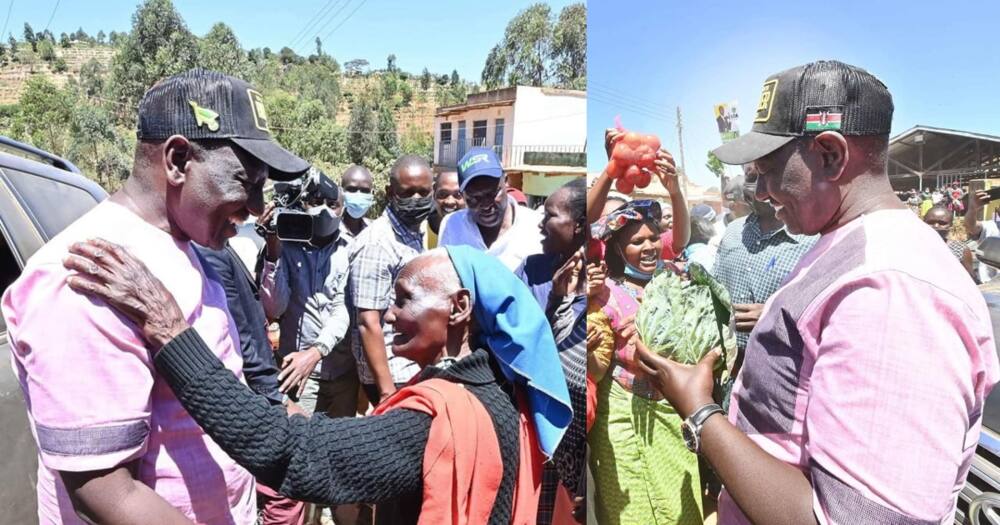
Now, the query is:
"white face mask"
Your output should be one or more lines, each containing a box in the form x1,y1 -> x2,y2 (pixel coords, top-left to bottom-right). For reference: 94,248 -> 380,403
307,205 -> 331,216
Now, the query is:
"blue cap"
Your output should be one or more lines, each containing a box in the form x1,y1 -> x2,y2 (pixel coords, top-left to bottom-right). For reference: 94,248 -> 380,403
457,147 -> 503,191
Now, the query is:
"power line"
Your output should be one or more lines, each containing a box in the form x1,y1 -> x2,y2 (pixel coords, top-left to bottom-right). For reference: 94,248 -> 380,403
588,92 -> 675,123
588,81 -> 675,115
42,0 -> 58,32
1,0 -> 14,42
322,0 -> 367,42
587,90 -> 674,119
297,0 -> 354,54
287,0 -> 343,50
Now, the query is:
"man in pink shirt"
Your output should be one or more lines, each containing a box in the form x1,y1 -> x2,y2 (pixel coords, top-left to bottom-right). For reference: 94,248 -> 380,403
1,69 -> 310,524
635,61 -> 999,524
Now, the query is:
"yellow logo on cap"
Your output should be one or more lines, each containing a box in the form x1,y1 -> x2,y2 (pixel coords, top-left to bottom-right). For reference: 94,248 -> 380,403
755,79 -> 778,123
247,89 -> 270,133
189,100 -> 220,132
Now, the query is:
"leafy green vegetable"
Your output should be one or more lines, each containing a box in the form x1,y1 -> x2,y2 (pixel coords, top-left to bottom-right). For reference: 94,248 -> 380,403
636,269 -> 736,371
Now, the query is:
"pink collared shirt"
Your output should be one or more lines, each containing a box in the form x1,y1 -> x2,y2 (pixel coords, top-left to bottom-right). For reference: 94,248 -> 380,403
720,210 -> 999,524
2,200 -> 255,524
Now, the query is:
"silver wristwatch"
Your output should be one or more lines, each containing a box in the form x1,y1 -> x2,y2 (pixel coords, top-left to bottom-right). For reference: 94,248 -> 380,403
312,342 -> 332,357
681,403 -> 725,454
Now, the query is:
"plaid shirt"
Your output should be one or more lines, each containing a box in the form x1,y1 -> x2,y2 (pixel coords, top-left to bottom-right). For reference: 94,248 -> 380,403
346,208 -> 424,384
712,213 -> 818,351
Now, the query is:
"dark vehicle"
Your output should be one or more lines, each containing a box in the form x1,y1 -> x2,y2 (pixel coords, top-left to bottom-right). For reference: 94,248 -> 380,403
958,238 -> 1000,525
0,137 -> 107,522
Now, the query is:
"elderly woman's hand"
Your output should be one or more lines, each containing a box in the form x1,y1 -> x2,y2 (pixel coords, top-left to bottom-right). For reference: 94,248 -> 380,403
63,238 -> 189,351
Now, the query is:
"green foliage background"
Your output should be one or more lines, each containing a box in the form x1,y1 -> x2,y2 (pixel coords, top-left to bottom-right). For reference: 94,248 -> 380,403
0,0 -> 585,218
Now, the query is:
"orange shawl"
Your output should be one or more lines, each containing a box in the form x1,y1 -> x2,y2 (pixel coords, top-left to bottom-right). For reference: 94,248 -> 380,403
373,378 -> 543,524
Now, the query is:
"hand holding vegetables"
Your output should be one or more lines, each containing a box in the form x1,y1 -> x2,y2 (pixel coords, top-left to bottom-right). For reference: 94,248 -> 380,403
634,338 -> 721,419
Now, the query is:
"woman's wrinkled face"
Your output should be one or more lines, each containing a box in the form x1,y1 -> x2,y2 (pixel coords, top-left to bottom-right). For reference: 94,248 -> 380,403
617,220 -> 661,273
384,266 -> 452,366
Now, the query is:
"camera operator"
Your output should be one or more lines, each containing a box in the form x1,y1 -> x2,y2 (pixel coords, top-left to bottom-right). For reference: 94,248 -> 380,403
257,170 -> 357,424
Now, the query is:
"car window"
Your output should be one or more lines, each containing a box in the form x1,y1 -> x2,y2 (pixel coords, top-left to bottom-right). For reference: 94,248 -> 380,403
0,231 -> 19,333
2,167 -> 102,239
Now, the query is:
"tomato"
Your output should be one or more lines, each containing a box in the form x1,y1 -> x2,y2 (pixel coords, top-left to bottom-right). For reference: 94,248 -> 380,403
624,165 -> 641,183
643,135 -> 661,151
615,177 -> 634,194
636,170 -> 652,188
623,132 -> 642,149
606,159 -> 620,178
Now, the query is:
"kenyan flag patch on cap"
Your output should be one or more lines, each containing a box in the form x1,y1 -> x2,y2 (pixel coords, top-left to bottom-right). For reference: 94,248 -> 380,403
805,106 -> 843,132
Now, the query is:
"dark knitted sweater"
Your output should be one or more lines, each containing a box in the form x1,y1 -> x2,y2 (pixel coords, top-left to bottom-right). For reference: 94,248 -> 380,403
154,329 -> 520,525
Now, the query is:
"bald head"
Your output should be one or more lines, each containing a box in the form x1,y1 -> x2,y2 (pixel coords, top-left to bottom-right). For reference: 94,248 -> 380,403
399,248 -> 462,306
341,164 -> 373,188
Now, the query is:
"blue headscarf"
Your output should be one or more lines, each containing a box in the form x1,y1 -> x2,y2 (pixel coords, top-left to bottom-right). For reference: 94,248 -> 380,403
445,245 -> 573,458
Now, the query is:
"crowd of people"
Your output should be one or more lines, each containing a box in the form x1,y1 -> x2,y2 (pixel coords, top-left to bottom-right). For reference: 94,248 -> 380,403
1,58 -> 998,525
1,68 -> 587,525
585,60 -> 999,525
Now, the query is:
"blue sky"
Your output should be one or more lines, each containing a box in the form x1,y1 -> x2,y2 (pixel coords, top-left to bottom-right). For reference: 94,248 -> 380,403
588,0 -> 1000,188
0,0 -> 578,81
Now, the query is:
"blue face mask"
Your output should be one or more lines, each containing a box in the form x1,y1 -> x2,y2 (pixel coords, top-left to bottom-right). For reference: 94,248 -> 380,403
623,259 -> 664,282
343,191 -> 373,219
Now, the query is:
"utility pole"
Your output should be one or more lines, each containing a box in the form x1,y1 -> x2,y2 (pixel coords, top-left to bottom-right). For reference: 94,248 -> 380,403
676,106 -> 688,195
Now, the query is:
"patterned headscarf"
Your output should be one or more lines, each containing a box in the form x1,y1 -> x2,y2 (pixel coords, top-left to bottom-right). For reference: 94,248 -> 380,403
590,199 -> 662,241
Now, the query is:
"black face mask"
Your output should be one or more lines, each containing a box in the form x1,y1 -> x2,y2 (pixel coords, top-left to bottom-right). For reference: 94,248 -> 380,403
391,194 -> 434,226
308,207 -> 341,247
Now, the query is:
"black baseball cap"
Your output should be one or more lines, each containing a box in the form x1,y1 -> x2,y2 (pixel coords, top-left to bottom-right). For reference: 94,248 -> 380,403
136,68 -> 310,181
713,60 -> 893,165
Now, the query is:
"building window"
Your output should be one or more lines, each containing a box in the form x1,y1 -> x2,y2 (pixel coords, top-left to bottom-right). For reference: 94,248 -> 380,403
440,122 -> 452,143
472,120 -> 488,147
494,119 -> 505,147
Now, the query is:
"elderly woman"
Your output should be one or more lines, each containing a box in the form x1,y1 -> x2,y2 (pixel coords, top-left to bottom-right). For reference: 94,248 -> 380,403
62,242 -> 572,525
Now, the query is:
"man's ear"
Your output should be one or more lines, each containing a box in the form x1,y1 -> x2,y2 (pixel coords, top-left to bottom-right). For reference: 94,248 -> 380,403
385,182 -> 394,200
812,131 -> 849,182
449,288 -> 473,326
163,135 -> 194,188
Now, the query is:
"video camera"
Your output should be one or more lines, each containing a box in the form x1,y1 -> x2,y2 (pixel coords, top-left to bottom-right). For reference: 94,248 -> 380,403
255,170 -> 321,243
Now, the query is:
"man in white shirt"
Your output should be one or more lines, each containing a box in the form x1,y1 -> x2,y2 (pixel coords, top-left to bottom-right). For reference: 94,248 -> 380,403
439,147 -> 543,270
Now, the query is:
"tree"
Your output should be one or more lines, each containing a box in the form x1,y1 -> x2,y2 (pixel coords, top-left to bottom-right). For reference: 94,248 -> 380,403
376,103 -> 400,163
52,57 -> 68,73
38,39 -> 55,62
73,27 -> 90,42
97,30 -> 106,44
79,58 -> 106,98
706,151 -> 725,179
344,58 -> 369,76
13,76 -> 73,155
450,69 -> 460,86
8,34 -> 16,53
109,0 -> 200,123
387,54 -> 396,73
420,67 -> 431,90
198,22 -> 249,77
24,23 -> 36,52
314,36 -> 322,58
278,46 -> 304,65
436,74 -> 449,85
551,3 -> 586,89
346,95 -> 378,165
59,32 -> 71,48
262,47 -> 272,59
108,30 -> 121,46
400,124 -> 433,161
481,4 -> 552,89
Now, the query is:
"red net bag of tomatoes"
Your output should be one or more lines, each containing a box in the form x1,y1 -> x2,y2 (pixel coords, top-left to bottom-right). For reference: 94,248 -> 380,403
606,125 -> 661,194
